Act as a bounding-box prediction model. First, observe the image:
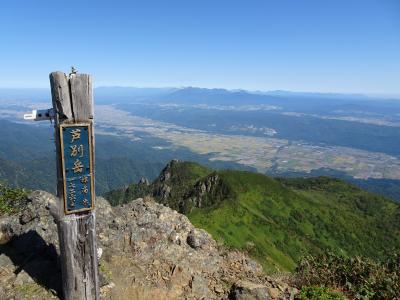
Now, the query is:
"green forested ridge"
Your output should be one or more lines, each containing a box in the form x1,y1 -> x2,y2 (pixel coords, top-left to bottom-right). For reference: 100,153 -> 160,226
105,160 -> 400,272
268,167 -> 400,203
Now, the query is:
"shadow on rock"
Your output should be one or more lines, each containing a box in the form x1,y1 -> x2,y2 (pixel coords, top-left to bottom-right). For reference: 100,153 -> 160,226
0,230 -> 62,298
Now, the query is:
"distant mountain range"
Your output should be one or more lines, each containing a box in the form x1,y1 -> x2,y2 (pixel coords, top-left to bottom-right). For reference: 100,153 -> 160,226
3,86 -> 398,103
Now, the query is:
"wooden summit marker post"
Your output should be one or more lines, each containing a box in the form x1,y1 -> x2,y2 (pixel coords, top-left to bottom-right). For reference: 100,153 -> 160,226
49,70 -> 100,300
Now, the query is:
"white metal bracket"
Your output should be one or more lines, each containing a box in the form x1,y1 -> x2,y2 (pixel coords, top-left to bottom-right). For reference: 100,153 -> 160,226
24,108 -> 55,122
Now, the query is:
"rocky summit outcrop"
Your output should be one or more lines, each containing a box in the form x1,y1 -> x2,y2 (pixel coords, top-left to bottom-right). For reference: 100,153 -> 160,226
0,190 -> 298,300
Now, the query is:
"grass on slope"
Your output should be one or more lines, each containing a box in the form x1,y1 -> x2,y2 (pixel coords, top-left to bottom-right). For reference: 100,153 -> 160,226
188,172 -> 400,272
104,160 -> 400,273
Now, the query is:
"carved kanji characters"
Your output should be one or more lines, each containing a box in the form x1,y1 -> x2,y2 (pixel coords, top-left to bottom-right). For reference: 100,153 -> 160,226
68,181 -> 76,207
81,185 -> 88,194
80,176 -> 89,184
70,144 -> 84,157
72,159 -> 84,173
70,129 -> 81,143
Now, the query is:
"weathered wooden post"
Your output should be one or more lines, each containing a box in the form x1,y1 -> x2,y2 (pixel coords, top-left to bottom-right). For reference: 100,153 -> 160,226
49,70 -> 100,300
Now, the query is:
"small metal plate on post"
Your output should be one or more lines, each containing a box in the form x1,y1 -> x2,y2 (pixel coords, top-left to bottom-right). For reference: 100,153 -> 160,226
60,123 -> 94,214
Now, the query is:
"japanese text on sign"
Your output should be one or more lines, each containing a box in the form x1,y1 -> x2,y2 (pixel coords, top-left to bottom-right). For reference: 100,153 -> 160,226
60,124 -> 94,214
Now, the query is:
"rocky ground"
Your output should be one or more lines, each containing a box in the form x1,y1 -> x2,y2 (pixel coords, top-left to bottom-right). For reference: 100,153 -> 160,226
0,190 -> 299,300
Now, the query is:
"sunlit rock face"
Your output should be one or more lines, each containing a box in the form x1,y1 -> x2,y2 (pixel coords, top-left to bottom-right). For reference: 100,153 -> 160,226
0,191 -> 298,299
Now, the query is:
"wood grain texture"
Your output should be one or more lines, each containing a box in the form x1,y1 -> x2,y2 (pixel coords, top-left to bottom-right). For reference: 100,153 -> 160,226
49,72 -> 73,121
70,74 -> 94,121
49,71 -> 100,300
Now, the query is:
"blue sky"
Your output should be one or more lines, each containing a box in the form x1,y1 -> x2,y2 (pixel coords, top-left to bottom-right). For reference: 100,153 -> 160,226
0,0 -> 399,95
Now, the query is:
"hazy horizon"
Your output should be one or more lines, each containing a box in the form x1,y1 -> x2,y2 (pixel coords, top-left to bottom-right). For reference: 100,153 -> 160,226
0,85 -> 399,100
1,1 -> 399,95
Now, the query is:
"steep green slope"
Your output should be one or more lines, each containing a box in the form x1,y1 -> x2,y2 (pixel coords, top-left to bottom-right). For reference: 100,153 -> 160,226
189,173 -> 400,271
105,161 -> 400,273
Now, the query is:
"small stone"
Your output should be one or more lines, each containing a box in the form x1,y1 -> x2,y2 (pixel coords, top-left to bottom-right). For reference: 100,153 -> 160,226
190,275 -> 212,298
0,254 -> 13,267
97,247 -> 103,259
14,270 -> 34,285
152,259 -> 160,266
267,287 -> 280,299
109,219 -> 119,230
0,223 -> 13,245
49,288 -> 58,295
19,209 -> 35,225
230,280 -> 272,300
100,282 -> 115,296
187,229 -> 205,249
168,231 -> 181,245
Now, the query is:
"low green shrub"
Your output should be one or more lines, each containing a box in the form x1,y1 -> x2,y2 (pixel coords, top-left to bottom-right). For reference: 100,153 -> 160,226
296,252 -> 400,299
0,181 -> 28,215
299,286 -> 345,300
